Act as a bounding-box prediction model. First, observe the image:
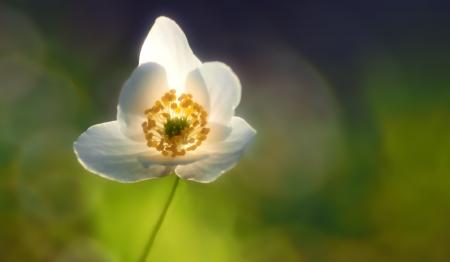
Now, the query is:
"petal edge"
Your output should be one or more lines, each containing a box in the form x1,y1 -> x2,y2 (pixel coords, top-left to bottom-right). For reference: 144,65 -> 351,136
139,16 -> 201,90
117,62 -> 169,141
74,121 -> 170,183
188,62 -> 242,125
175,117 -> 256,183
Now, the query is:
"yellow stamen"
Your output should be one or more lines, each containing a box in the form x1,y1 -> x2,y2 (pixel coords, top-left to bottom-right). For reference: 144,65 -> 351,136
141,90 -> 209,157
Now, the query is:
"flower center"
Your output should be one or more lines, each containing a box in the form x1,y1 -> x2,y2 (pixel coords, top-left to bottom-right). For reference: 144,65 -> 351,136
164,117 -> 190,138
142,89 -> 209,157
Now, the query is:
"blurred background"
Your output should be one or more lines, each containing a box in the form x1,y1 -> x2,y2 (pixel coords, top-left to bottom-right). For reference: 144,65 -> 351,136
1,0 -> 450,261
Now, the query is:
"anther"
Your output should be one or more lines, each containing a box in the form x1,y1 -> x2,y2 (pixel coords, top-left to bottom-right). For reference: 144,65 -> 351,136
142,91 -> 209,157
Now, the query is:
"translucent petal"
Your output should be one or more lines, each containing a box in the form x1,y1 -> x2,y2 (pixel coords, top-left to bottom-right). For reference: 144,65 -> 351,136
117,62 -> 169,141
139,16 -> 201,90
74,121 -> 170,182
206,122 -> 232,143
144,151 -> 209,166
175,117 -> 256,183
184,68 -> 210,112
186,62 -> 241,125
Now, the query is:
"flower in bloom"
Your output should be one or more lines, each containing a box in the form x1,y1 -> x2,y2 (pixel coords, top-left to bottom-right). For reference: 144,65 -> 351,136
74,16 -> 256,183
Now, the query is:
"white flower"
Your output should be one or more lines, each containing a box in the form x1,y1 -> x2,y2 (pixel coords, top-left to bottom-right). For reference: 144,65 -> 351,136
74,16 -> 256,183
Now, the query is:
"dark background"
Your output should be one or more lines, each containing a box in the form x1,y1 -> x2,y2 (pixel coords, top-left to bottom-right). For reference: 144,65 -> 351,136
2,0 -> 450,261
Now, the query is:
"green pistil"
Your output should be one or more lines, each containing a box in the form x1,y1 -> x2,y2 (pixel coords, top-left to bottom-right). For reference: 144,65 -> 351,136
164,117 -> 190,138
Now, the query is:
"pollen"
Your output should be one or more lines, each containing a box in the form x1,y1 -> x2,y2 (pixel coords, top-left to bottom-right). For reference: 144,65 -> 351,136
142,89 -> 209,157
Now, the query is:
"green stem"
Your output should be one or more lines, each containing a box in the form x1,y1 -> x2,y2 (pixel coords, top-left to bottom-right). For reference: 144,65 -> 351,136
139,176 -> 180,262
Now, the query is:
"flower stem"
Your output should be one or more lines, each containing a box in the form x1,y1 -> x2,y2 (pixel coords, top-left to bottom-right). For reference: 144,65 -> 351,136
139,176 -> 180,262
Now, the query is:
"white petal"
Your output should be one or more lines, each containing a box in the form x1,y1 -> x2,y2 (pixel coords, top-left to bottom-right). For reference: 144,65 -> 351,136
139,16 -> 201,90
74,121 -> 170,182
206,122 -> 232,143
175,117 -> 256,183
188,62 -> 241,125
144,151 -> 209,166
184,68 -> 210,112
117,62 -> 169,141
139,123 -> 230,167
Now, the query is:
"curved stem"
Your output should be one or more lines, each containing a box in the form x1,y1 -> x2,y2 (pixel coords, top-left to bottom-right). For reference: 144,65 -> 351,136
139,176 -> 180,262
